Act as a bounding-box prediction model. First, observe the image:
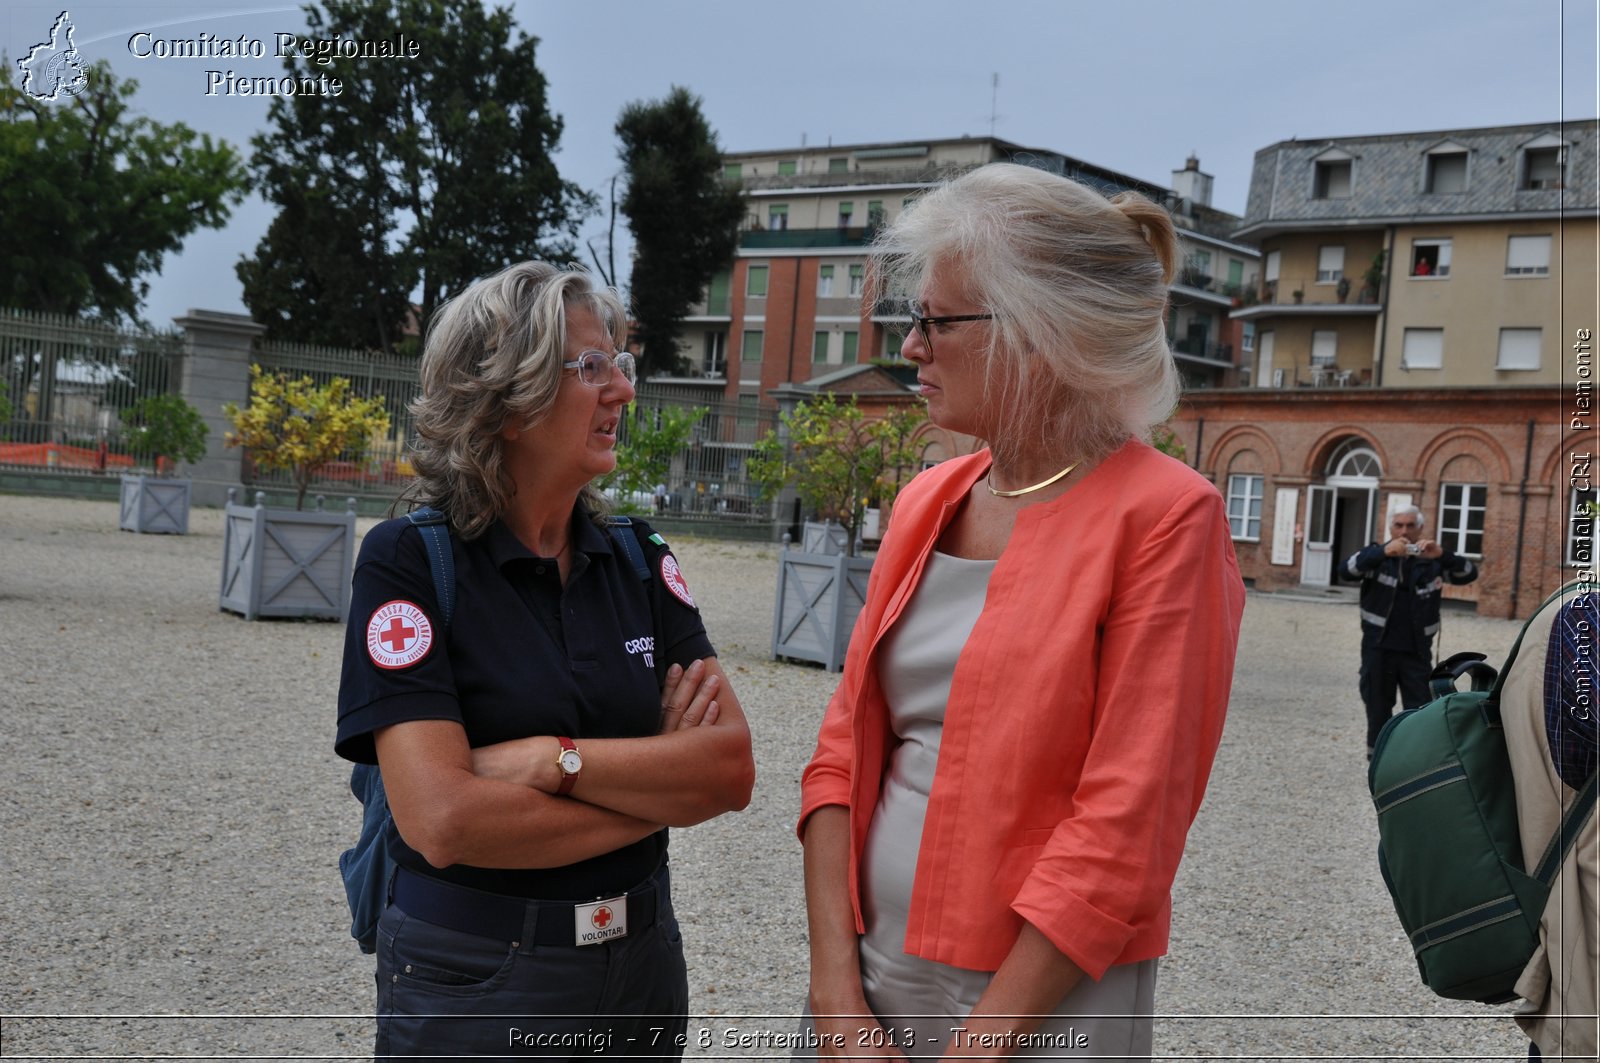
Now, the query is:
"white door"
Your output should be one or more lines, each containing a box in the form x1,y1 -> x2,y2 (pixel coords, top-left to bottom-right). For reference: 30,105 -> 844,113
1255,331 -> 1275,388
1301,485 -> 1336,586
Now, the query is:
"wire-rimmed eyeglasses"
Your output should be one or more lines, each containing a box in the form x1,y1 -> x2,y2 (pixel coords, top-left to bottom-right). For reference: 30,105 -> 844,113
562,349 -> 636,388
904,299 -> 994,351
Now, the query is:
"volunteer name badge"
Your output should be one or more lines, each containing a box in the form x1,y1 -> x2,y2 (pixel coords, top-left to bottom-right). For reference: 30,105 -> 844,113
366,600 -> 434,670
660,553 -> 696,608
575,895 -> 628,945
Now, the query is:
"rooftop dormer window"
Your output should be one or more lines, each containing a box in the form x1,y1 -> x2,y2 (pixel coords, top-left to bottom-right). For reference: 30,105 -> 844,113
1519,134 -> 1569,190
1313,160 -> 1350,198
1424,145 -> 1469,194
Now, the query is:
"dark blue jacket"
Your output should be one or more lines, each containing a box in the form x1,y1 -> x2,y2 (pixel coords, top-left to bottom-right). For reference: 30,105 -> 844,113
1342,541 -> 1479,645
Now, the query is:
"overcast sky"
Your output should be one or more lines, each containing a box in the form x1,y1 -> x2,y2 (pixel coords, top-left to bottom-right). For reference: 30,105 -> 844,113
5,0 -> 1596,327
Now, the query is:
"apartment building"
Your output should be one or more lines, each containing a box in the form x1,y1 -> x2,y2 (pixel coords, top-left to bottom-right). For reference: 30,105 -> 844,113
1170,120 -> 1599,618
663,137 -> 1259,417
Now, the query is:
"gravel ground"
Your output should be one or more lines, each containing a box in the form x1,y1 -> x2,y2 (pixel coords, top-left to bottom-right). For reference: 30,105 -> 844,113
0,495 -> 1533,1061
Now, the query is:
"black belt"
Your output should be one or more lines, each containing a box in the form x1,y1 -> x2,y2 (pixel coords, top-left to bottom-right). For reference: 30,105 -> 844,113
391,864 -> 664,945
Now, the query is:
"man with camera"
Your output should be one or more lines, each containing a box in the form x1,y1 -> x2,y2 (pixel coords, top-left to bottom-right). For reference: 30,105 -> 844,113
1342,505 -> 1480,757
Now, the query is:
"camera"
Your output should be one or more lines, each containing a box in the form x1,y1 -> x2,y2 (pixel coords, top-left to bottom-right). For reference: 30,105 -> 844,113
1404,543 -> 1422,556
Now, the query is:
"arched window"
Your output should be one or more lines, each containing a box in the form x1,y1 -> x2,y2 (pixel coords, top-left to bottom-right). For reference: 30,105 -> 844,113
1326,439 -> 1381,479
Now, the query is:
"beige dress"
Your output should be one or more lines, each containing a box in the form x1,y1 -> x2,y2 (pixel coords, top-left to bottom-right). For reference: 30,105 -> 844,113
858,550 -> 1157,1063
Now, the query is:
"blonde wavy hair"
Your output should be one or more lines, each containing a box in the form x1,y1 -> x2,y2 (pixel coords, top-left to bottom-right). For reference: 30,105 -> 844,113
875,162 -> 1181,467
401,262 -> 626,539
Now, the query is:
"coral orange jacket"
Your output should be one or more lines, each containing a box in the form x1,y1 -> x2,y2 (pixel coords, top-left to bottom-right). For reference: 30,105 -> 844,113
799,441 -> 1245,978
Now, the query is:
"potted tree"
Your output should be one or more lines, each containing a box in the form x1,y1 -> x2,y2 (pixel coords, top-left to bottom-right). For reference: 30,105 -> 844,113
1360,251 -> 1387,303
219,365 -> 390,621
604,403 -> 705,515
750,393 -> 924,670
118,394 -> 210,534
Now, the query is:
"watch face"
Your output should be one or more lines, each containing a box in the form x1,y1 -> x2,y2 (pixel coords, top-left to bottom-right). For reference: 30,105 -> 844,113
559,749 -> 583,775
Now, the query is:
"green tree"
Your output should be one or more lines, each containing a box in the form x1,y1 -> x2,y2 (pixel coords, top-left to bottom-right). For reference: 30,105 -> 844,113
1151,423 -> 1188,462
0,60 -> 246,322
608,404 -> 704,509
616,87 -> 745,378
749,394 -> 926,557
239,0 -> 593,353
121,394 -> 209,475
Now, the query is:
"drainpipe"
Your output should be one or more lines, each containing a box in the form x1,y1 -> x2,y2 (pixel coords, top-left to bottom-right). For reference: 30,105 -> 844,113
1510,419 -> 1535,617
786,258 -> 801,385
1193,418 -> 1205,471
1373,226 -> 1395,387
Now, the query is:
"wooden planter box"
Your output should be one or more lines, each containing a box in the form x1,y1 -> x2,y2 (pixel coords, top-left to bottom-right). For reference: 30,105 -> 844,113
802,520 -> 849,555
771,545 -> 873,672
219,489 -> 357,621
119,474 -> 192,535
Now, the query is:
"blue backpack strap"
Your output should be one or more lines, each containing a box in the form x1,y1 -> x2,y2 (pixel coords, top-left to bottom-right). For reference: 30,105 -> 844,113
343,506 -> 454,954
604,515 -> 652,583
405,506 -> 455,628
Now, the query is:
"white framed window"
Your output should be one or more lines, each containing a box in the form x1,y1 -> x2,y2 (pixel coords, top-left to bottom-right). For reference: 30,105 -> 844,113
1317,245 -> 1345,284
1522,145 -> 1566,190
817,264 -> 834,297
776,160 -> 797,176
1410,239 -> 1451,278
1497,328 -> 1543,371
1313,159 -> 1352,199
767,204 -> 788,231
848,264 -> 865,297
1401,328 -> 1444,370
1425,151 -> 1469,194
702,331 -> 726,377
1226,474 -> 1264,541
1569,486 -> 1596,566
1438,483 -> 1486,557
746,264 -> 769,297
837,202 -> 853,227
740,329 -> 764,362
1241,321 -> 1256,353
1264,250 -> 1281,282
1311,329 -> 1338,366
1507,235 -> 1552,276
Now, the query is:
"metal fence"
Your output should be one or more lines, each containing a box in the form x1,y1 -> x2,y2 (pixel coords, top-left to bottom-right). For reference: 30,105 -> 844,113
0,305 -> 782,532
0,308 -> 182,475
615,385 -> 780,531
244,338 -> 423,501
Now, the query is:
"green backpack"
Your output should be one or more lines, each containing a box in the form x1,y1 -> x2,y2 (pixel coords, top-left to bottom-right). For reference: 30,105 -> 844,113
1368,593 -> 1598,1004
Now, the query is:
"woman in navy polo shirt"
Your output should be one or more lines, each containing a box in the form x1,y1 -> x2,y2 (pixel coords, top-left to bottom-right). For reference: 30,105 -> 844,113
336,262 -> 755,1058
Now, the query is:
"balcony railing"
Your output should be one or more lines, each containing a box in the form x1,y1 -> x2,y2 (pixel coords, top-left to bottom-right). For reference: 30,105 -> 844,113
739,227 -> 877,250
1172,338 -> 1234,363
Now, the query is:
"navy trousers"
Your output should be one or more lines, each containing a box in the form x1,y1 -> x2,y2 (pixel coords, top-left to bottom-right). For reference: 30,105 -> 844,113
374,874 -> 688,1061
1359,644 -> 1433,752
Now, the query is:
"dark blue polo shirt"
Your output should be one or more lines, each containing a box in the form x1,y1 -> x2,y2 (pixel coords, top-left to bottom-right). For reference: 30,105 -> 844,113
335,507 -> 714,900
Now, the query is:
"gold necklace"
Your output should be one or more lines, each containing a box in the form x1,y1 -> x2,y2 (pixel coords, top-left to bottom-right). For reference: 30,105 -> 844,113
987,460 -> 1080,498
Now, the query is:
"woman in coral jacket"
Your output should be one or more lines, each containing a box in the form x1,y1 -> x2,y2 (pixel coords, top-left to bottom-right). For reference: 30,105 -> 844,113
798,164 -> 1246,1062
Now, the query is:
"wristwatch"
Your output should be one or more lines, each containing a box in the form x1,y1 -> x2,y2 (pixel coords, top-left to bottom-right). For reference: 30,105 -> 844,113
554,736 -> 582,796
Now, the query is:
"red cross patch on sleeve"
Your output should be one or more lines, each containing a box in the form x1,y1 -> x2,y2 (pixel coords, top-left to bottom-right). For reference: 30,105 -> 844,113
659,554 -> 697,609
366,600 -> 434,670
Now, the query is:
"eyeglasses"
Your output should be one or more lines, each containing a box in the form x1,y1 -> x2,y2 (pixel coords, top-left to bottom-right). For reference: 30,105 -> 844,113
1392,520 -> 1418,529
562,349 -> 636,388
905,299 -> 994,351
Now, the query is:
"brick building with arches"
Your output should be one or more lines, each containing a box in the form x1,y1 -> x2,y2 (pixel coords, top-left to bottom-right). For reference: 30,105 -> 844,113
1170,386 -> 1586,619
